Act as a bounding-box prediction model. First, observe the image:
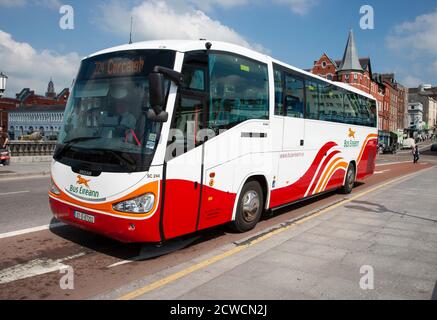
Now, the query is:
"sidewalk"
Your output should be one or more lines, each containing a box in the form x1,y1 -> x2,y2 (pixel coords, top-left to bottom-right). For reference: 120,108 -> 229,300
103,166 -> 437,300
0,160 -> 51,179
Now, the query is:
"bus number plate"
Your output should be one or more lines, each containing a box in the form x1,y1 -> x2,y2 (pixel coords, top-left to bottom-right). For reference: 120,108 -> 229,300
74,211 -> 95,224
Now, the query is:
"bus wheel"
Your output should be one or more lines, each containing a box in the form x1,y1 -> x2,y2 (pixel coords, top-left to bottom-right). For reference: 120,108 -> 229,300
339,163 -> 355,194
230,181 -> 264,233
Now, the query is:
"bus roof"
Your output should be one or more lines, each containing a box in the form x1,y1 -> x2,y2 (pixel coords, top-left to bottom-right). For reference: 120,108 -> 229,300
86,40 -> 376,101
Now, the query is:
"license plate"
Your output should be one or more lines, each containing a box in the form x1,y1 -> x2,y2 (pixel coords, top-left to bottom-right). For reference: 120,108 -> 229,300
74,211 -> 95,224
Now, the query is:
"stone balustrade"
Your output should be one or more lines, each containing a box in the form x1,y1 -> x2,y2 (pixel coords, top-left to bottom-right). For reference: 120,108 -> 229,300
8,141 -> 57,157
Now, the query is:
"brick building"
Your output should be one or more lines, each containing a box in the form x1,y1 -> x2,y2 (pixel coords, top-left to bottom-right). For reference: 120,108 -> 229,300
0,79 -> 69,131
311,30 -> 407,135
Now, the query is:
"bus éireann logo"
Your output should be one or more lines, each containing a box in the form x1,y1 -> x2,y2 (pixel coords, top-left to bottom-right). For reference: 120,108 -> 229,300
68,175 -> 100,199
77,175 -> 91,188
344,128 -> 359,148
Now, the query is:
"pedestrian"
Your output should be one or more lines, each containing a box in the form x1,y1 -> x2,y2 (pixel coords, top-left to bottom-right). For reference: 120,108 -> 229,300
0,125 -> 10,166
412,145 -> 420,164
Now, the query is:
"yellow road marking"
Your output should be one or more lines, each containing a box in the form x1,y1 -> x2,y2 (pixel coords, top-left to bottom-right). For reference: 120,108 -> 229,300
117,166 -> 434,300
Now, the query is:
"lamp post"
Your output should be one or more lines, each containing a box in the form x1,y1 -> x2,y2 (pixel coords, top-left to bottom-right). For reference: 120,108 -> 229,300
0,72 -> 7,98
0,72 -> 8,127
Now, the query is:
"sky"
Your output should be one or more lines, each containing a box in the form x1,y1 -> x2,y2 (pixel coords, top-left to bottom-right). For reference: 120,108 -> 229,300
0,0 -> 436,97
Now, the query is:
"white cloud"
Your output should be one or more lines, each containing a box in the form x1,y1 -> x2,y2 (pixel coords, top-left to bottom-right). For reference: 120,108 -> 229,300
0,30 -> 81,97
387,10 -> 437,56
187,0 -> 317,15
97,0 -> 268,53
401,75 -> 424,88
273,0 -> 317,15
0,0 -> 26,6
0,0 -> 61,10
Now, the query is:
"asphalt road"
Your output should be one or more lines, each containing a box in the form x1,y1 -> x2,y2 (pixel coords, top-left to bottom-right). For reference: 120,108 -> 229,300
0,176 -> 52,234
0,151 -> 435,299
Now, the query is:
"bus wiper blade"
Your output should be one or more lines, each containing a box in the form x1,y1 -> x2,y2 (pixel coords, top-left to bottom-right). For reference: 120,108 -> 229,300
97,149 -> 136,172
55,136 -> 101,159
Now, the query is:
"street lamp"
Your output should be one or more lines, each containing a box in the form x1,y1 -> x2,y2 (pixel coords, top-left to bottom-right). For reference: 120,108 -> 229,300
0,72 -> 8,98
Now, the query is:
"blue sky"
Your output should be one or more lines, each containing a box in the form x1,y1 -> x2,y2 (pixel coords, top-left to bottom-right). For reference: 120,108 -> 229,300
1,0 -> 436,96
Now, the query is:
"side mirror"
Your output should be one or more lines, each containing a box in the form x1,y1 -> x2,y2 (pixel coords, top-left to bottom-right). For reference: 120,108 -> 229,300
149,72 -> 165,111
148,72 -> 168,123
146,108 -> 169,123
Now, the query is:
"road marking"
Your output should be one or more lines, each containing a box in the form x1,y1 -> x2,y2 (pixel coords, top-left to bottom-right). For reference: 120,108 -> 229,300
0,222 -> 65,240
116,165 -> 435,300
374,169 -> 391,174
0,190 -> 30,196
376,161 -> 411,166
0,252 -> 85,285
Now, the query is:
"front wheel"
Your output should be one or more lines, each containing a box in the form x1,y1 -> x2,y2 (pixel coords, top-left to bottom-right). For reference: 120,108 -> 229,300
339,164 -> 355,194
230,180 -> 264,233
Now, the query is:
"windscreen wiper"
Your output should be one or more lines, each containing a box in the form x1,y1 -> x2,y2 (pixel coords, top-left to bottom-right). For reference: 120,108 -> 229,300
54,136 -> 101,159
96,149 -> 136,172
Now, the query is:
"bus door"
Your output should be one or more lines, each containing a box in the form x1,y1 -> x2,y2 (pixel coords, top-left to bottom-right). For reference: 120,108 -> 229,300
277,72 -> 307,200
162,56 -> 208,240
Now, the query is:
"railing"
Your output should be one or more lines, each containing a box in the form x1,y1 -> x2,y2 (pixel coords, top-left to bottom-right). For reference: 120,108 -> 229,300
8,141 -> 57,157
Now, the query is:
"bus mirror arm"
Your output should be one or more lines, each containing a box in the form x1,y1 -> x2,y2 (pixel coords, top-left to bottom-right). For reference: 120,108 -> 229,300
147,66 -> 183,123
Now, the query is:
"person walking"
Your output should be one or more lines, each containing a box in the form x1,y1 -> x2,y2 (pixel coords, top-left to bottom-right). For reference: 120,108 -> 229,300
412,145 -> 420,164
0,125 -> 10,166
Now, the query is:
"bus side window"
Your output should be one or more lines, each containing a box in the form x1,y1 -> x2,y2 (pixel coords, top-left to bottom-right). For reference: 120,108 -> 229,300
208,53 -> 269,131
284,74 -> 304,118
305,80 -> 319,120
273,67 -> 284,116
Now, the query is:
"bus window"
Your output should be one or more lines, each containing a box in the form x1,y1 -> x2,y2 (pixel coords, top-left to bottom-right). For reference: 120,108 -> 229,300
274,66 -> 284,115
305,80 -> 319,120
182,66 -> 205,91
208,53 -> 269,131
344,92 -> 360,125
284,74 -> 304,118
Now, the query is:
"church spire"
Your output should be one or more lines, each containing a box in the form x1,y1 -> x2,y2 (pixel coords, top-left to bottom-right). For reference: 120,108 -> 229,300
338,29 -> 363,73
46,78 -> 56,98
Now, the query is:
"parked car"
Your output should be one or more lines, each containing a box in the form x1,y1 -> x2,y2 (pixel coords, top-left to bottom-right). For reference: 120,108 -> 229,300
402,138 -> 415,150
431,143 -> 437,152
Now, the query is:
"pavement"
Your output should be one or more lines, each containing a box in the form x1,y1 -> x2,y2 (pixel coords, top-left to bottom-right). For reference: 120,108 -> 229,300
0,161 -> 51,179
99,166 -> 437,300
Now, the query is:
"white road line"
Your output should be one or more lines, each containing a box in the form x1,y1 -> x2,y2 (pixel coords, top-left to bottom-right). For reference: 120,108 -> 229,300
0,252 -> 86,285
0,222 -> 65,240
376,161 -> 411,166
0,190 -> 30,196
375,169 -> 391,174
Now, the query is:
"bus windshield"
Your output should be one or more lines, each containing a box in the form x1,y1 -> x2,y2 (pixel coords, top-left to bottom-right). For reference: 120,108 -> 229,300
54,49 -> 176,173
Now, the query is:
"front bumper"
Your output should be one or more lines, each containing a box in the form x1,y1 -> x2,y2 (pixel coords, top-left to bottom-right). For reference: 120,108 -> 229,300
49,197 -> 162,243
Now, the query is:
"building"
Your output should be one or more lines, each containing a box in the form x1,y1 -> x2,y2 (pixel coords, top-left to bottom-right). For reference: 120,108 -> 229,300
0,79 -> 69,132
8,104 -> 65,140
407,102 -> 424,131
311,30 -> 407,136
408,85 -> 437,133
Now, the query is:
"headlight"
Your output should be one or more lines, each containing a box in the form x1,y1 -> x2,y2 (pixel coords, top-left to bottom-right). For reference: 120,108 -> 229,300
113,193 -> 155,214
49,179 -> 61,195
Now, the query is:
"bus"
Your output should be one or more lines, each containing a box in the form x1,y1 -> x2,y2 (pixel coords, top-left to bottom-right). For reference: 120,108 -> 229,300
49,40 -> 378,243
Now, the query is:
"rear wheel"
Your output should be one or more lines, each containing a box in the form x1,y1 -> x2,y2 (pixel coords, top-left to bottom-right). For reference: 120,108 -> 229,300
339,163 -> 355,194
230,180 -> 264,233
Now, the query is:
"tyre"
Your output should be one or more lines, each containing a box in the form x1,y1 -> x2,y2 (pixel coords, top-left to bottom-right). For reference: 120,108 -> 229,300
230,180 -> 264,233
339,163 -> 355,194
